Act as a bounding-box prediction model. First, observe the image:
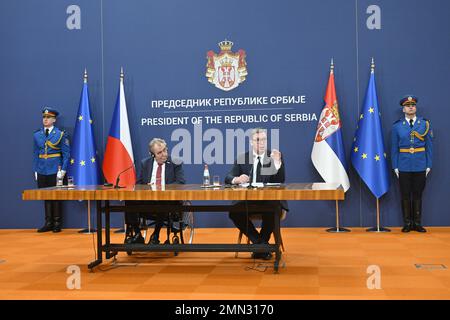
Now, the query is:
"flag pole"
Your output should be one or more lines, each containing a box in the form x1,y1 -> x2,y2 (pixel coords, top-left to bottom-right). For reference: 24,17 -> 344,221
78,200 -> 97,234
366,197 -> 391,232
113,66 -> 126,234
322,59 -> 350,233
326,199 -> 350,233
77,69 -> 97,234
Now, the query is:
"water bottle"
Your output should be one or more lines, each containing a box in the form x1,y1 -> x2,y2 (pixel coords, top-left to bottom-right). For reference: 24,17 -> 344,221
56,174 -> 63,187
56,167 -> 63,187
203,164 -> 210,186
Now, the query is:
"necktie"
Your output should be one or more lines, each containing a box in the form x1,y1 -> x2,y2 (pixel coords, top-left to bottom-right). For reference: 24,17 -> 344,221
255,156 -> 262,183
45,128 -> 49,137
156,164 -> 162,187
409,119 -> 414,128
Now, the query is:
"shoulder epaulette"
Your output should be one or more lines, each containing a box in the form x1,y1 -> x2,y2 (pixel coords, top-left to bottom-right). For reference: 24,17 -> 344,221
34,128 -> 41,133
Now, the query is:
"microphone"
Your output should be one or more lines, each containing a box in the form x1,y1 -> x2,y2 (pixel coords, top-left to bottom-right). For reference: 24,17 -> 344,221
248,165 -> 254,188
114,164 -> 135,189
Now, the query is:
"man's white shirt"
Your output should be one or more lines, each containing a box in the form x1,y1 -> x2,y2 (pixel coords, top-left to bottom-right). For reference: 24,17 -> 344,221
150,159 -> 165,186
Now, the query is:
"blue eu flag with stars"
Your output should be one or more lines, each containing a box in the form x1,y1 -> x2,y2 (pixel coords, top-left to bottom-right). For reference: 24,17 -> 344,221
351,62 -> 390,198
67,71 -> 100,185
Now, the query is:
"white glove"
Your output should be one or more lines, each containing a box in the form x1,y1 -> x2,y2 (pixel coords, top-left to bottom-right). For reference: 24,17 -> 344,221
394,168 -> 399,178
426,168 -> 431,177
34,172 -> 37,181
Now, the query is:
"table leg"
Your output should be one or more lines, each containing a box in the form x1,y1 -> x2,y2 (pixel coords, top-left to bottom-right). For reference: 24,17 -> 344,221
88,200 -> 103,270
105,200 -> 111,259
272,204 -> 282,274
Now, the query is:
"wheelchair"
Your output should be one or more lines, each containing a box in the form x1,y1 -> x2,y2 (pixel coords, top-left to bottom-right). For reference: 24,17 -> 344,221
126,201 -> 194,256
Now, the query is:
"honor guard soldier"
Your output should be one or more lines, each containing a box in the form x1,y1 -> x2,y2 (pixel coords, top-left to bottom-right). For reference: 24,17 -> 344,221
391,96 -> 433,233
33,107 -> 70,232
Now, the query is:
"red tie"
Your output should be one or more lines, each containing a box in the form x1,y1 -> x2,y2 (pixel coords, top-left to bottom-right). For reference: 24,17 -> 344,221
156,164 -> 162,187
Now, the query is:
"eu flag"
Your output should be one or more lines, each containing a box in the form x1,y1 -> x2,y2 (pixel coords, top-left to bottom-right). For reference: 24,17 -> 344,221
67,70 -> 100,185
351,60 -> 390,198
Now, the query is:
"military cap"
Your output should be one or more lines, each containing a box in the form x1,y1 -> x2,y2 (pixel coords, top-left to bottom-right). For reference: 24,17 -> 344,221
42,107 -> 59,117
400,95 -> 418,106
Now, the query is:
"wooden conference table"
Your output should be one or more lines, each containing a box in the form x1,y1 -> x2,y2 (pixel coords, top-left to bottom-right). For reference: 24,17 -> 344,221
23,183 -> 344,273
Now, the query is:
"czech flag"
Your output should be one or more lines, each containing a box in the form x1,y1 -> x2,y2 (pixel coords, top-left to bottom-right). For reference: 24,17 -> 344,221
311,60 -> 350,192
102,68 -> 136,186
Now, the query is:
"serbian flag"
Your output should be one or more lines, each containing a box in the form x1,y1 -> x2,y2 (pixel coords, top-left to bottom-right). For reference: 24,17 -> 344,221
102,68 -> 136,186
311,60 -> 350,192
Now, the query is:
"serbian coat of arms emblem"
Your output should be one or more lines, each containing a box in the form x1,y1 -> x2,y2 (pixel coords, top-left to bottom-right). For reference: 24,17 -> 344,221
206,40 -> 247,91
314,102 -> 341,142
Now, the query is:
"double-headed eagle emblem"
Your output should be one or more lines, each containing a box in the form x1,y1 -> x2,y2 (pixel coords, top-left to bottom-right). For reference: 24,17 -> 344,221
206,40 -> 248,91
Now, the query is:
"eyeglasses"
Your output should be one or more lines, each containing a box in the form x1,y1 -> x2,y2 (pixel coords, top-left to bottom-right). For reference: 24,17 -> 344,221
252,138 -> 267,143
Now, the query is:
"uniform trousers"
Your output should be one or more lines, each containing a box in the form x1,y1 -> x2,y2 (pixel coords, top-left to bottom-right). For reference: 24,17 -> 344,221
399,171 -> 426,201
37,173 -> 65,226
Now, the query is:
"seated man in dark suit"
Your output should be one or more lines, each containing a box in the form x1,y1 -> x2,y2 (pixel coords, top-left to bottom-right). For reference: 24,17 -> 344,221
225,128 -> 287,260
125,138 -> 185,244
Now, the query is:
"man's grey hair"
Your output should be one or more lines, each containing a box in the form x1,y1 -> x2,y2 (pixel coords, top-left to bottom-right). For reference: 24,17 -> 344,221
148,138 -> 167,152
251,127 -> 267,138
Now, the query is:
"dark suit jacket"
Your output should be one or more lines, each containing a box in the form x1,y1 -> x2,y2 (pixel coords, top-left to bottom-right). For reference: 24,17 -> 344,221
137,156 -> 185,185
225,150 -> 288,211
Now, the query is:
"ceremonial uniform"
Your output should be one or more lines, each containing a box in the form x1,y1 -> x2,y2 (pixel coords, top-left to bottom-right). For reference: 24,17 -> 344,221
391,96 -> 433,232
33,108 -> 70,232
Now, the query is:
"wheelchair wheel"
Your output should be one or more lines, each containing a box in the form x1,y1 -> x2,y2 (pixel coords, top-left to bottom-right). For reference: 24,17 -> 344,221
139,217 -> 150,242
172,235 -> 179,256
180,210 -> 194,244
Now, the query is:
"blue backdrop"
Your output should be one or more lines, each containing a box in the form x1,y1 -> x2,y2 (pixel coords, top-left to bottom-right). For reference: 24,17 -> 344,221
1,0 -> 448,229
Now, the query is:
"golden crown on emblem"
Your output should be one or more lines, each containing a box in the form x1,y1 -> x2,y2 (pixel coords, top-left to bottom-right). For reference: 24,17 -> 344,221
220,57 -> 232,67
218,40 -> 233,51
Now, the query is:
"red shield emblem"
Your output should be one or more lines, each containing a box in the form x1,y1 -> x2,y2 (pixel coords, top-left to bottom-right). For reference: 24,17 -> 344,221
218,65 -> 235,89
314,105 -> 340,142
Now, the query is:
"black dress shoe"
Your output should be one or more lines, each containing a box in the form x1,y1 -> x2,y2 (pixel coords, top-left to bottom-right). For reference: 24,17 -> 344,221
401,225 -> 411,233
148,234 -> 160,245
52,226 -> 61,233
130,233 -> 145,244
124,235 -> 133,244
251,252 -> 273,260
260,252 -> 273,260
37,225 -> 53,233
414,225 -> 427,233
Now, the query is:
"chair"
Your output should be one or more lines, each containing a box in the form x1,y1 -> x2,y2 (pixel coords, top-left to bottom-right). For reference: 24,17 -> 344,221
141,205 -> 194,245
127,201 -> 194,256
235,209 -> 286,258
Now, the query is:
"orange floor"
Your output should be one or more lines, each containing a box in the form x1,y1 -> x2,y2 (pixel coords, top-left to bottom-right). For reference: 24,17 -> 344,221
1,227 -> 450,300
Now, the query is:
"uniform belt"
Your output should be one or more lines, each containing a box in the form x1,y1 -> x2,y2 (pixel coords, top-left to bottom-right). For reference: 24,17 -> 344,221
399,147 -> 425,154
39,153 -> 61,159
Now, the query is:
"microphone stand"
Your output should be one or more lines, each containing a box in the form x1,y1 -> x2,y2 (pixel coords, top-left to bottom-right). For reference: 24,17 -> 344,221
114,164 -> 135,189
